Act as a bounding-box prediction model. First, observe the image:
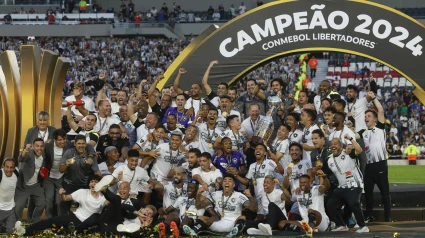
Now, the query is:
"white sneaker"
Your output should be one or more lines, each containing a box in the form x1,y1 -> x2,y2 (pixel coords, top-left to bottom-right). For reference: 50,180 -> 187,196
94,175 -> 114,192
331,226 -> 349,232
247,228 -> 265,235
354,224 -> 359,228
356,226 -> 370,233
258,223 -> 273,236
13,221 -> 25,235
117,223 -> 141,233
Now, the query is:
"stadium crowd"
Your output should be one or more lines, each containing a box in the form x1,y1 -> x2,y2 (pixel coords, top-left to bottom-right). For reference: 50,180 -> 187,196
0,35 -> 422,237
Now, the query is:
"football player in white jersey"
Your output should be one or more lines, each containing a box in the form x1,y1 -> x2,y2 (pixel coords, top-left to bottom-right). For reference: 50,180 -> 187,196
181,148 -> 201,180
66,106 -> 99,146
283,142 -> 313,221
215,115 -> 246,152
192,153 -> 223,194
135,124 -> 167,169
180,125 -> 200,153
150,131 -> 186,182
245,175 -> 291,236
193,108 -> 222,154
356,91 -> 391,223
300,108 -> 320,165
268,124 -> 291,179
235,143 -> 284,220
151,166 -> 187,213
157,180 -> 206,238
216,96 -> 241,131
295,173 -> 330,237
184,174 -> 257,237
286,113 -> 303,145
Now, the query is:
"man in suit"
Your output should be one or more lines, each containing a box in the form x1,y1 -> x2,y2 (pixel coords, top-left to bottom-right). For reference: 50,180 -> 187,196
23,111 -> 55,221
14,138 -> 47,224
23,111 -> 56,146
43,129 -> 73,218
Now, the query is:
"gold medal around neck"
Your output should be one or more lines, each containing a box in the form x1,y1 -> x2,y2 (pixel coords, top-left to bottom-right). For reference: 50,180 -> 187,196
222,111 -> 228,117
288,162 -> 295,168
253,180 -> 257,186
316,160 -> 323,167
208,143 -> 213,149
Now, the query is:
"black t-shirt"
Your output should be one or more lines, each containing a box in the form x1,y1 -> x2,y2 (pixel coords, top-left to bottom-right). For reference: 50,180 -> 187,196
151,103 -> 168,122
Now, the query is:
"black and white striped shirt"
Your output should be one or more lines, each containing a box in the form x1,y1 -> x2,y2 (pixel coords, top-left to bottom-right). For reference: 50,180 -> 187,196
328,151 -> 363,189
358,121 -> 387,164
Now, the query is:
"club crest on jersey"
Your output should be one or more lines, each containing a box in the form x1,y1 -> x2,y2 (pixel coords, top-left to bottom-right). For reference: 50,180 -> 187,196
298,165 -> 302,169
232,158 -> 238,164
231,198 -> 235,203
294,133 -> 298,137
341,155 -> 345,160
139,138 -> 145,143
262,164 -> 266,169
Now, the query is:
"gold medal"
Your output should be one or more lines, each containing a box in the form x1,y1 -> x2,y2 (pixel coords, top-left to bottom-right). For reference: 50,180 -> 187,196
221,212 -> 224,217
288,162 -> 294,168
208,143 -> 213,149
222,111 -> 228,117
69,158 -> 75,164
253,180 -> 257,185
315,160 -> 323,167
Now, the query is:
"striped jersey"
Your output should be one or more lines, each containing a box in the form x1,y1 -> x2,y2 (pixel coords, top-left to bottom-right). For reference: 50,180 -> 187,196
358,121 -> 387,164
328,152 -> 363,188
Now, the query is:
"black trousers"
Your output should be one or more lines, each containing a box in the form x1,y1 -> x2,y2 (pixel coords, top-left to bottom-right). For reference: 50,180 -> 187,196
97,190 -> 125,234
364,160 -> 391,218
245,202 -> 287,230
25,213 -> 81,236
356,138 -> 367,175
327,187 -> 366,227
310,69 -> 317,78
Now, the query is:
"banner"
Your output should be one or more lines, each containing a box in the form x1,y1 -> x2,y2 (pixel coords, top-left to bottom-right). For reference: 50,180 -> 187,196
161,0 -> 425,92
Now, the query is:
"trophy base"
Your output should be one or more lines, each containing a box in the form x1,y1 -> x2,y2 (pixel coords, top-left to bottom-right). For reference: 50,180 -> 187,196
250,136 -> 264,147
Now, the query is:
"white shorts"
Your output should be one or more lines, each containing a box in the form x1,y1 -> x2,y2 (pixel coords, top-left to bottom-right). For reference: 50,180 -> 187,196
317,213 -> 330,232
209,217 -> 237,233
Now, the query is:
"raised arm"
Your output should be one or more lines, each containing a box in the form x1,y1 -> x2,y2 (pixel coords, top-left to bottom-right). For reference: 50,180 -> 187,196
127,94 -> 138,123
345,134 -> 363,154
195,187 -> 212,209
148,75 -> 165,107
67,106 -> 80,131
202,60 -> 218,95
242,189 -> 258,212
172,68 -> 186,95
368,91 -> 385,123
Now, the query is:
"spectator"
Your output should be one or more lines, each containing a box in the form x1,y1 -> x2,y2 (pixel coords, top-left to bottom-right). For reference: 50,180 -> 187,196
128,0 -> 135,16
60,0 -> 66,13
212,9 -> 220,21
4,13 -> 12,24
239,2 -> 247,14
79,0 -> 87,13
68,0 -> 75,13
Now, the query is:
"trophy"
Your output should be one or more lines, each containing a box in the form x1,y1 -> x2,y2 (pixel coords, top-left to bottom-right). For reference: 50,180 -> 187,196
252,91 -> 282,143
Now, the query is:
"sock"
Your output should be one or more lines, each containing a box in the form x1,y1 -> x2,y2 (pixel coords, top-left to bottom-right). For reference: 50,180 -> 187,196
192,219 -> 207,234
234,219 -> 246,232
308,213 -> 317,228
164,223 -> 171,235
283,224 -> 301,232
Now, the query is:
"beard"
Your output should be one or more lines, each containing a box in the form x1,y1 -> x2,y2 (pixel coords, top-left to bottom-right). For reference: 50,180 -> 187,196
346,96 -> 355,103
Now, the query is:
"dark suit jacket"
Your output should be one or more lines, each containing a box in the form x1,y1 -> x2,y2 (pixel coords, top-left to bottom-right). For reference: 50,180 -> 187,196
17,150 -> 47,189
23,126 -> 56,146
44,141 -> 74,172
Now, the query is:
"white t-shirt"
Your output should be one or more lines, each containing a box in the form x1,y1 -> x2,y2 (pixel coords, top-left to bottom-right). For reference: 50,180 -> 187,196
329,126 -> 356,146
136,124 -> 155,142
288,129 -> 303,144
197,122 -> 222,154
63,95 -> 96,135
207,191 -> 249,219
185,98 -> 206,116
71,189 -> 106,222
238,5 -> 246,14
150,144 -> 187,181
0,169 -> 17,211
296,185 -> 326,220
301,124 -> 320,165
246,159 -> 277,199
182,140 -> 200,152
162,182 -> 187,209
50,144 -> 64,179
192,168 -> 223,193
345,97 -> 369,132
262,188 -> 287,217
240,116 -> 264,139
272,138 -> 290,175
216,109 -> 241,131
219,129 -> 246,151
172,196 -> 205,221
112,165 -> 150,194
89,113 -> 121,136
288,160 -> 311,198
27,155 -> 43,186
328,152 -> 363,188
